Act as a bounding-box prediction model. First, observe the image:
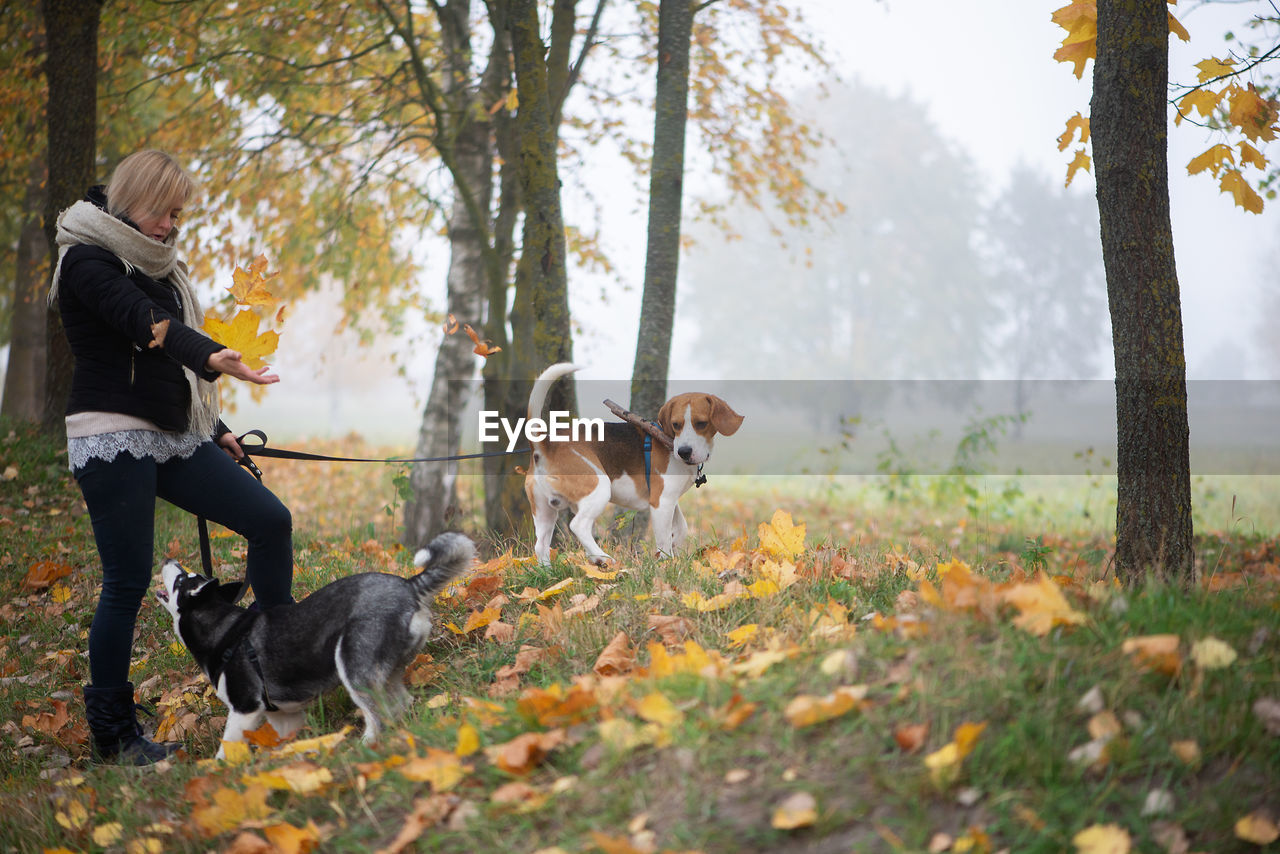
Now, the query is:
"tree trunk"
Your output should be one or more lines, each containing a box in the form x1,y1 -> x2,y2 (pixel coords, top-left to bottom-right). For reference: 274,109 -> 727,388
485,0 -> 576,536
3,155 -> 49,423
41,0 -> 102,440
630,0 -> 694,418
1092,0 -> 1194,582
402,0 -> 494,545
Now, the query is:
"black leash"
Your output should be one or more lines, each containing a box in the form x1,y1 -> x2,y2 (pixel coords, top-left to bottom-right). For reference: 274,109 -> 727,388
195,430 -> 530,576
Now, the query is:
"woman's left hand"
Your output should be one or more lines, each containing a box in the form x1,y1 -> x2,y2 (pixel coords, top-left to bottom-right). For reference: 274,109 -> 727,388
207,349 -> 279,385
217,431 -> 245,460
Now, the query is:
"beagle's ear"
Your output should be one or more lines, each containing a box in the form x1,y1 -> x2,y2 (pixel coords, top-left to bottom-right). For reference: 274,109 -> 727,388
656,398 -> 677,435
707,396 -> 744,436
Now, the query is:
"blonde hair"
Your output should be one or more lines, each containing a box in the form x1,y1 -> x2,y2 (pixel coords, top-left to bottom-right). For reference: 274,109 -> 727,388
105,149 -> 197,224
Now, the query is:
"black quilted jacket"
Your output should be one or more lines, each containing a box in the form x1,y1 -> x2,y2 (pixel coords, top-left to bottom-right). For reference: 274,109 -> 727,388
57,190 -> 226,433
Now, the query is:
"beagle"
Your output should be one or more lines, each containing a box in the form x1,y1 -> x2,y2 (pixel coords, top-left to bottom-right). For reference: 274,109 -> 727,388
523,363 -> 743,565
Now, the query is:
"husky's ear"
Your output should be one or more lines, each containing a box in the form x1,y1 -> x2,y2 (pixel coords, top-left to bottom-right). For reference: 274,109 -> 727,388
217,579 -> 249,605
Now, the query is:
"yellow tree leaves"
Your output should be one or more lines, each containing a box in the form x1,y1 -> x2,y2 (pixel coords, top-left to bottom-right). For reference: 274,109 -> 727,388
1052,1 -> 1278,211
203,255 -> 286,370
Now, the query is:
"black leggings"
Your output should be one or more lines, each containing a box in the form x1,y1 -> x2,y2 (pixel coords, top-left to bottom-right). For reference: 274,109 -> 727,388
74,441 -> 293,688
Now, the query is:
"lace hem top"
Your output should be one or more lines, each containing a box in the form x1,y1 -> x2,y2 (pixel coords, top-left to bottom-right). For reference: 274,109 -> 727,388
66,412 -> 204,471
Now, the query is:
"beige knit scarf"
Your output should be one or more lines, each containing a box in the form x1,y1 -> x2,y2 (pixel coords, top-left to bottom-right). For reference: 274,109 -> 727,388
48,200 -> 220,437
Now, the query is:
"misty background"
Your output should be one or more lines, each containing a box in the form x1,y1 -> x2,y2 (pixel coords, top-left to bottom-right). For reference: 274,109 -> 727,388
14,0 -> 1277,466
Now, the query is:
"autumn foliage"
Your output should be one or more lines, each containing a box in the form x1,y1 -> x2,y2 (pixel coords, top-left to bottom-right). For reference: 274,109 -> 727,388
1052,0 -> 1280,212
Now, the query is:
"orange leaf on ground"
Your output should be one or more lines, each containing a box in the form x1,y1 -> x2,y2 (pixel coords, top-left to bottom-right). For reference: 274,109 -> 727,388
1121,635 -> 1182,676
593,631 -> 634,676
893,722 -> 929,753
376,794 -> 455,854
23,560 -> 74,591
486,729 -> 567,776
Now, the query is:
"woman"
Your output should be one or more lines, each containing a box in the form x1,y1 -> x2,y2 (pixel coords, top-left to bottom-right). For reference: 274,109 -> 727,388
50,149 -> 294,765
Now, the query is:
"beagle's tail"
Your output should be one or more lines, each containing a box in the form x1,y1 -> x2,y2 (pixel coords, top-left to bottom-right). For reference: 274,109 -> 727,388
527,363 -> 582,425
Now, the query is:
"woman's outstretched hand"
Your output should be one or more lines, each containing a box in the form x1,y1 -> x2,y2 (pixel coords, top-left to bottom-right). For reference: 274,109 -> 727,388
207,349 -> 279,385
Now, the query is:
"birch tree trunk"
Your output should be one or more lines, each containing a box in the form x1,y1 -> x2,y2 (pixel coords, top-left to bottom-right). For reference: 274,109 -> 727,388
402,0 -> 494,544
3,156 -> 48,423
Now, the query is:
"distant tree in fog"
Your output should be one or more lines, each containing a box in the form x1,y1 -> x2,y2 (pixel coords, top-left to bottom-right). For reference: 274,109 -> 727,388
680,82 -> 993,382
982,165 -> 1109,416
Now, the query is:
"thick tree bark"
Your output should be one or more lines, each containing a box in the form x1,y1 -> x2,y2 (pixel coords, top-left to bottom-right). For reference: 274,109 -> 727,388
485,0 -> 576,536
1092,0 -> 1194,581
41,0 -> 102,439
3,156 -> 49,423
630,0 -> 694,418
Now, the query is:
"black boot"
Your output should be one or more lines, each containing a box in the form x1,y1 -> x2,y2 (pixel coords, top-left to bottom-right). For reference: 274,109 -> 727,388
83,683 -> 181,765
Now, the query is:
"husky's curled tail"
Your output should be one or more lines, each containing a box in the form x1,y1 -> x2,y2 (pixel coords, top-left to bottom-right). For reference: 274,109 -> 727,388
410,532 -> 475,604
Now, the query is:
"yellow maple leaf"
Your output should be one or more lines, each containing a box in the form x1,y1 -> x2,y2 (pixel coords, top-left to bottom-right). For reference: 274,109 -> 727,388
1219,169 -> 1265,214
1235,811 -> 1280,845
1227,83 -> 1280,142
454,724 -> 481,757
783,685 -> 868,727
1057,112 -> 1091,151
725,624 -> 759,649
203,309 -> 280,370
242,760 -> 333,794
228,254 -> 279,307
1000,572 -> 1087,636
771,791 -> 818,830
1176,88 -> 1223,125
1073,823 -> 1131,853
1238,141 -> 1268,170
758,509 -> 806,560
1195,56 -> 1237,83
1167,11 -> 1189,42
263,821 -> 324,854
1065,148 -> 1092,187
1187,143 -> 1236,176
192,784 -> 273,838
634,692 -> 683,727
397,748 -> 470,791
1190,636 -> 1237,670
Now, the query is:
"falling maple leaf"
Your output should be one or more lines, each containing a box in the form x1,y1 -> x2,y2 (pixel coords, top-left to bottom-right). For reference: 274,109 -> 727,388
228,255 -> 279,306
462,323 -> 501,357
443,313 -> 460,335
148,317 -> 170,349
203,309 -> 280,370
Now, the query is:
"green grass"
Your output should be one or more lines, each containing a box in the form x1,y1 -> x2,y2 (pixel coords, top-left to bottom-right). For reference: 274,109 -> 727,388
0,421 -> 1277,853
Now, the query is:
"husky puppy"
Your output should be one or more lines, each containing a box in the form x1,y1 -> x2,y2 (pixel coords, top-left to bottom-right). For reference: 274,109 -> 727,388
156,532 -> 473,757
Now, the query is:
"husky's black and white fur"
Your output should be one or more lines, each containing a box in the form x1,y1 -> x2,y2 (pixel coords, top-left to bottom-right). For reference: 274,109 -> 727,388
157,532 -> 473,757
